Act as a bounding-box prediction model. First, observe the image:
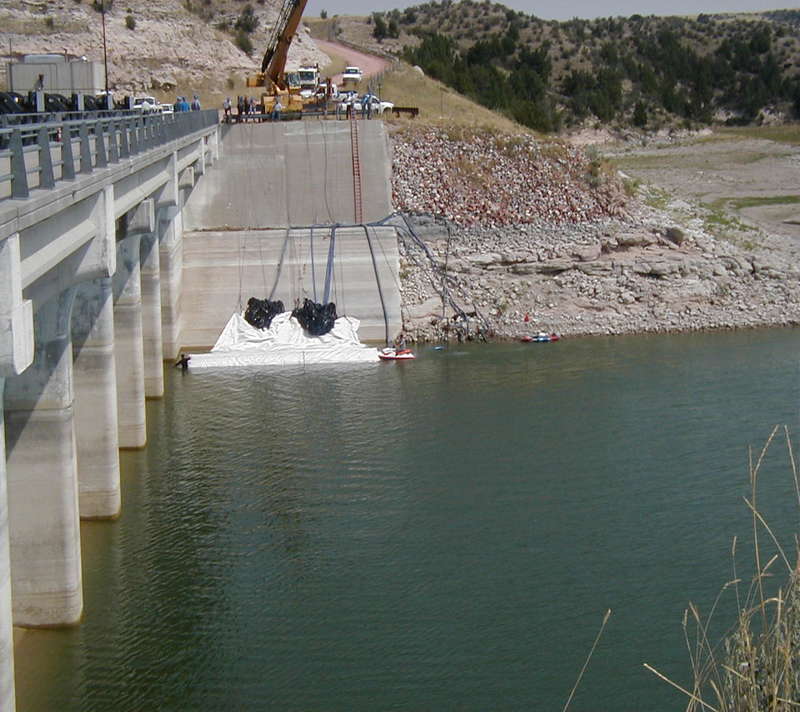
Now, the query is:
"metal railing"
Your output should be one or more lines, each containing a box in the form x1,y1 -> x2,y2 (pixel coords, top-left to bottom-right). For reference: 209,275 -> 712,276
0,109 -> 219,202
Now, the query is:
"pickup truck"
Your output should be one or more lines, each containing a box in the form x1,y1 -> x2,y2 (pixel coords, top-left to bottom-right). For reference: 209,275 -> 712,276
341,66 -> 363,84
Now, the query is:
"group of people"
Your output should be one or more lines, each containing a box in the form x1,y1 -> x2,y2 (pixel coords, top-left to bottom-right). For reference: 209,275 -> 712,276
338,92 -> 377,119
174,95 -> 201,112
223,96 -> 283,122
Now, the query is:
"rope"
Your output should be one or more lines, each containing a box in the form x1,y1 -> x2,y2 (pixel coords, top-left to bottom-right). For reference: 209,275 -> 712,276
269,228 -> 290,301
363,225 -> 390,345
310,226 -> 318,301
237,231 -> 244,311
323,225 -> 336,304
320,122 -> 336,223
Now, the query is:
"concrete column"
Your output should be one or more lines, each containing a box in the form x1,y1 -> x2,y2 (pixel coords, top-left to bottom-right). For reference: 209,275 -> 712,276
4,289 -> 83,627
0,389 -> 15,711
113,234 -> 146,449
140,234 -> 164,397
71,277 -> 121,518
159,204 -> 184,360
0,234 -> 33,710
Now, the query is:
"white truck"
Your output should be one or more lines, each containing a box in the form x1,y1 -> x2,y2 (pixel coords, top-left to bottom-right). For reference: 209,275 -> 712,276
341,66 -> 363,86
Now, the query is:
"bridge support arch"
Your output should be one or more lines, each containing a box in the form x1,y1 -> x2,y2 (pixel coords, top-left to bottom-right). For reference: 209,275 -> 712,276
4,289 -> 83,627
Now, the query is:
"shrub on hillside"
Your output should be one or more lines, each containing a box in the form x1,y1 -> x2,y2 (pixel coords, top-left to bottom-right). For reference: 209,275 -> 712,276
235,32 -> 253,55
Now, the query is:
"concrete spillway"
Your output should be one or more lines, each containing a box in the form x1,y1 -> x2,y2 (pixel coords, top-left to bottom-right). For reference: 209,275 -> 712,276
183,120 -> 393,228
181,120 -> 400,346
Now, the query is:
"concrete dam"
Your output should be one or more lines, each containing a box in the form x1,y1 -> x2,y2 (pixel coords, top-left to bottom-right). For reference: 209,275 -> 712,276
182,121 -> 400,346
0,112 -> 401,711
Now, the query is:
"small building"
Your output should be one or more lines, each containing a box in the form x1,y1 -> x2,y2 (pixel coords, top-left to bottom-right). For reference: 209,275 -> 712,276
6,54 -> 105,94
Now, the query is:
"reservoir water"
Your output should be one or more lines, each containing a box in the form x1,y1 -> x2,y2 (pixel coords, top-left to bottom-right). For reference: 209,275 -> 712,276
15,328 -> 800,711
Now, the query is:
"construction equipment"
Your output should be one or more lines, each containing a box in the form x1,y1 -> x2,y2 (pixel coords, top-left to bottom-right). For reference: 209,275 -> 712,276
246,0 -> 309,112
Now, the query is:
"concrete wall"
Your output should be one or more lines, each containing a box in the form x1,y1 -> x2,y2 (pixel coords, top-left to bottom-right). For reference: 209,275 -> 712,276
180,226 -> 401,347
182,120 -> 393,229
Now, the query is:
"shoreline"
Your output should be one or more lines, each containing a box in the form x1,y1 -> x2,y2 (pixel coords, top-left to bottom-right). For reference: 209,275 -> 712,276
390,129 -> 800,344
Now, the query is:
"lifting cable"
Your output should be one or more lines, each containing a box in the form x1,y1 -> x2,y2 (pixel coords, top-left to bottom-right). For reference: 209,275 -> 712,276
269,228 -> 291,301
362,225 -> 390,346
323,226 -> 337,304
304,121 -> 320,302
320,122 -> 336,224
237,231 -> 245,312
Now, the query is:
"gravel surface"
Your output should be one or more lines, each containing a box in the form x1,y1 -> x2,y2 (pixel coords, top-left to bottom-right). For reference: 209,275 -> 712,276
388,127 -> 800,342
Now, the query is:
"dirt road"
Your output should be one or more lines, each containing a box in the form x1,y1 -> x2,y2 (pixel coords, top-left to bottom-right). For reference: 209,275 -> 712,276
314,39 -> 391,86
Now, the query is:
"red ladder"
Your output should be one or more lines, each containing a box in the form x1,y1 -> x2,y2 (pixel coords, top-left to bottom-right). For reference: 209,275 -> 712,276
349,113 -> 363,224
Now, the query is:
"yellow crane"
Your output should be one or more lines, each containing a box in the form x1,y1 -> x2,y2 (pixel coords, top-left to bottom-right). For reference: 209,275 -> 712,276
246,0 -> 310,113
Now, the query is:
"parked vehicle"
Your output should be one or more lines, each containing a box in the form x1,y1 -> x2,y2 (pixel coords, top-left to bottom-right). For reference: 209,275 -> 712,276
43,93 -> 72,111
297,65 -> 320,98
0,92 -> 27,114
133,96 -> 158,112
336,93 -> 393,116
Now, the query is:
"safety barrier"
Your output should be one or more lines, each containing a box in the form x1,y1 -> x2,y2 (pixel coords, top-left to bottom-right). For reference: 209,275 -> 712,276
0,109 -> 219,201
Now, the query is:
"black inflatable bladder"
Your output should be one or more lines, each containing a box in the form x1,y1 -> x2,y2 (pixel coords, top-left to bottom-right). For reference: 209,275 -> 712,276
291,298 -> 338,336
243,297 -> 285,330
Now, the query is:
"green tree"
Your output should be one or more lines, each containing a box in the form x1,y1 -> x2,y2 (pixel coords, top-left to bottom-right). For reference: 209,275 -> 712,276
633,99 -> 647,126
235,5 -> 258,34
235,32 -> 253,55
373,13 -> 388,40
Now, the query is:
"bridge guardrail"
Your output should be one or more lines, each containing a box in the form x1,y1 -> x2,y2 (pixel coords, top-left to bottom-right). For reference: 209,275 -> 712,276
0,110 -> 219,202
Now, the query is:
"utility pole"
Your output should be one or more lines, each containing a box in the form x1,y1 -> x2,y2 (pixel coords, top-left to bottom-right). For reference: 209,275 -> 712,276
101,1 -> 109,98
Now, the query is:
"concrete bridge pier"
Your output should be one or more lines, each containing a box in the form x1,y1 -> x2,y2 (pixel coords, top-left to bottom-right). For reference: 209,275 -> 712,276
4,289 -> 84,627
0,400 -> 15,712
126,200 -> 164,398
157,155 -> 186,361
113,232 -> 146,448
140,233 -> 163,397
71,277 -> 120,519
0,233 -> 34,711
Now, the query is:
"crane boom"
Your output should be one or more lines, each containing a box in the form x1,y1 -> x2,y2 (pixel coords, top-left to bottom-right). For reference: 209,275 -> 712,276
260,0 -> 309,84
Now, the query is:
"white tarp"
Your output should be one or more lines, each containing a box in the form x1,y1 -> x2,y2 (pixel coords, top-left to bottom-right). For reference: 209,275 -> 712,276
188,312 -> 380,368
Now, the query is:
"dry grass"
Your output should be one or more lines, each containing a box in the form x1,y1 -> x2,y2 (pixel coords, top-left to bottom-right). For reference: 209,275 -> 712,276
378,63 -> 532,134
719,125 -> 800,147
646,426 -> 800,712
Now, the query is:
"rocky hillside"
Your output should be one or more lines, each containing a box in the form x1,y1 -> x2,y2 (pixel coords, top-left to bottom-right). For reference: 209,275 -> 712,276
337,3 -> 800,132
0,0 -> 328,98
389,127 -> 800,341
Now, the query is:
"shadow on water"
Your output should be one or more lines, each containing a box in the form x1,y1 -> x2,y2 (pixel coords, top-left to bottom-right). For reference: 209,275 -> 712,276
14,327 -> 800,711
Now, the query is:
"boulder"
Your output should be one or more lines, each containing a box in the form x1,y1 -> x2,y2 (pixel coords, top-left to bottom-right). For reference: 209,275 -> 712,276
536,259 -> 574,274
616,232 -> 656,248
576,261 -> 613,276
509,263 -> 540,275
468,253 -> 502,267
664,227 -> 686,246
572,243 -> 602,262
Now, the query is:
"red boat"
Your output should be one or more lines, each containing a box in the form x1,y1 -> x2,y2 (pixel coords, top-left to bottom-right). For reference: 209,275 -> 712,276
378,347 -> 416,360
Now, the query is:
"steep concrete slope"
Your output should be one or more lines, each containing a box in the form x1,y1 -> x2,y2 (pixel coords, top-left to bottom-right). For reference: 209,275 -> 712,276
183,120 -> 393,229
180,119 -> 400,347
